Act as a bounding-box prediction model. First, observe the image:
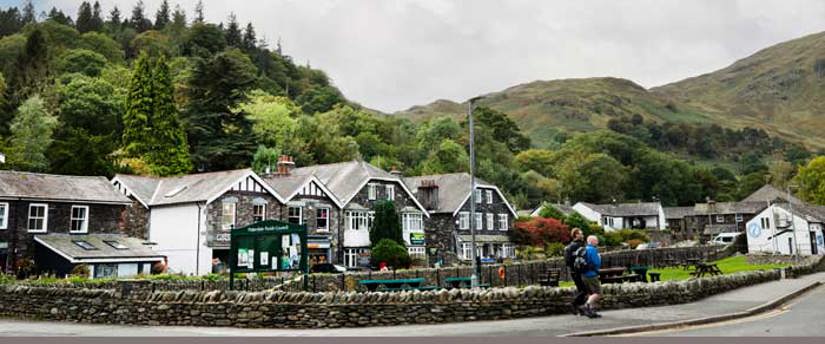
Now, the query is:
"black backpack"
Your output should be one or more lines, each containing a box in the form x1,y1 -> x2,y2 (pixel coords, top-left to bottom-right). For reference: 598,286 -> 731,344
572,246 -> 590,272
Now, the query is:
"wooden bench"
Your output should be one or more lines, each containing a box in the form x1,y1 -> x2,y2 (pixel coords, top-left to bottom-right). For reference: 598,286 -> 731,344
358,278 -> 426,292
601,273 -> 642,284
538,268 -> 561,287
689,263 -> 723,278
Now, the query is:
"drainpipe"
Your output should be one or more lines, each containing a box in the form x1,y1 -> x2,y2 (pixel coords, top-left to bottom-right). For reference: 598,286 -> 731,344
196,202 -> 203,276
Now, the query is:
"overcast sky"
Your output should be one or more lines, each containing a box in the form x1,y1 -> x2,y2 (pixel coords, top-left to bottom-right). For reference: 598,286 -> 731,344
20,0 -> 825,112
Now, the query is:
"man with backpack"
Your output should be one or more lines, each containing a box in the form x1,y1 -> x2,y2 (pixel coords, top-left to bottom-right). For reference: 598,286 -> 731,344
579,235 -> 603,318
563,228 -> 587,316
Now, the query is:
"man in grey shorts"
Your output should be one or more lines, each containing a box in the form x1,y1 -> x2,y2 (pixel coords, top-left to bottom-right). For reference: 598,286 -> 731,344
579,235 -> 602,318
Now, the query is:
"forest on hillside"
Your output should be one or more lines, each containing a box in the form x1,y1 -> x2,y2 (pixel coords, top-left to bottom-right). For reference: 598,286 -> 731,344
1,1 -> 823,209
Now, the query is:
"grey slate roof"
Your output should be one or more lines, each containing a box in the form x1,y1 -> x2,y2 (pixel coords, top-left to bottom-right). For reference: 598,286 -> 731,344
664,206 -> 696,219
113,169 -> 266,206
742,184 -> 802,204
261,174 -> 311,200
0,171 -> 131,204
693,202 -> 767,215
290,160 -> 399,204
404,173 -> 497,214
776,203 -> 825,223
580,202 -> 661,217
35,233 -> 165,262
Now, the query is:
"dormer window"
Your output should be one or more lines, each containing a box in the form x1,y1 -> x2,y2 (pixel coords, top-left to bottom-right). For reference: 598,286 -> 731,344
104,240 -> 128,250
73,240 -> 97,250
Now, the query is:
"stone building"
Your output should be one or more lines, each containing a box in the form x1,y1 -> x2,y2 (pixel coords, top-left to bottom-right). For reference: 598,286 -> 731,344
0,171 -> 161,278
404,173 -> 517,266
288,160 -> 429,268
111,169 -> 286,275
663,206 -> 696,237
746,202 -> 825,256
684,201 -> 767,238
573,202 -> 666,232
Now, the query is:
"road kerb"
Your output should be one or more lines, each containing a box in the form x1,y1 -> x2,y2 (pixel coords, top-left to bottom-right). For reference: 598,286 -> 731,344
561,280 -> 822,337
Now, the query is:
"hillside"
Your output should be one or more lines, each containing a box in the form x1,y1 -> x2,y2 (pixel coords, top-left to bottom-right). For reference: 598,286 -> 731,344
397,77 -> 712,148
652,31 -> 825,149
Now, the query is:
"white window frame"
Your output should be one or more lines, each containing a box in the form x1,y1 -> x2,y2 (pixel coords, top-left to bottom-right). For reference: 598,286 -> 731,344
402,213 -> 423,232
27,203 -> 48,233
316,207 -> 330,232
0,202 -> 8,230
486,190 -> 493,204
221,202 -> 236,230
252,204 -> 266,222
288,206 -> 303,225
486,213 -> 494,231
69,205 -> 89,234
498,214 -> 508,231
502,243 -> 514,258
735,214 -> 744,222
368,183 -> 377,200
475,213 -> 483,230
344,248 -> 369,268
386,184 -> 395,200
459,212 -> 469,230
474,189 -> 482,204
347,210 -> 373,231
716,215 -> 725,223
461,243 -> 473,260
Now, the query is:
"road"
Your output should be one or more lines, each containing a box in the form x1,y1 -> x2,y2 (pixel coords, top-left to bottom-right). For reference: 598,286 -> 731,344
633,285 -> 825,336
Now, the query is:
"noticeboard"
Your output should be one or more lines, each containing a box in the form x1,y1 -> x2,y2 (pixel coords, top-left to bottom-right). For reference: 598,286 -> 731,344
228,220 -> 308,289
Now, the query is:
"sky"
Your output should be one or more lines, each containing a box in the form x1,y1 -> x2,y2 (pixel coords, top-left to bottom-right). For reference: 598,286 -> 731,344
15,0 -> 825,112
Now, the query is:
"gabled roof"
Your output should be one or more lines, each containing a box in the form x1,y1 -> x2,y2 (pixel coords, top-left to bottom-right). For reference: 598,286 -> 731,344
693,202 -> 767,215
291,160 -> 428,215
742,184 -> 803,204
112,169 -> 284,207
578,202 -> 661,217
664,206 -> 696,220
261,174 -> 343,208
35,233 -> 165,263
403,173 -> 517,216
531,203 -> 577,217
0,171 -> 131,205
775,203 -> 825,223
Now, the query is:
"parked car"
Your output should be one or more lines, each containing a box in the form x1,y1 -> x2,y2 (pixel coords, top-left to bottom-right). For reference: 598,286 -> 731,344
309,263 -> 347,274
635,242 -> 659,250
710,232 -> 742,246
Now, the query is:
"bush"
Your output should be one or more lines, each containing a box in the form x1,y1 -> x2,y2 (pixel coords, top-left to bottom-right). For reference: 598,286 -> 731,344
626,239 -> 643,249
538,204 -> 564,220
370,239 -> 411,269
510,217 -> 570,246
545,242 -> 565,257
603,229 -> 649,247
70,264 -> 90,278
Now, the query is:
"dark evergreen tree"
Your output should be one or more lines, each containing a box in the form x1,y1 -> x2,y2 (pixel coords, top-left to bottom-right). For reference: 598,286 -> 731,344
75,2 -> 94,33
21,0 -> 35,24
369,201 -> 404,247
47,7 -> 73,26
122,53 -> 154,160
154,0 -> 170,30
242,23 -> 257,51
194,0 -> 204,23
145,54 -> 192,175
90,1 -> 103,31
108,6 -> 121,27
225,13 -> 241,48
0,7 -> 23,37
130,0 -> 152,33
7,28 -> 49,110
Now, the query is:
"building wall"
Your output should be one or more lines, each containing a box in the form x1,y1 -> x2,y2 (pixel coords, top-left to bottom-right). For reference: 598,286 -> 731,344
122,200 -> 150,239
206,191 -> 283,249
148,203 -> 211,275
746,206 -> 824,256
0,200 -> 126,272
572,204 -> 601,225
279,195 -> 341,263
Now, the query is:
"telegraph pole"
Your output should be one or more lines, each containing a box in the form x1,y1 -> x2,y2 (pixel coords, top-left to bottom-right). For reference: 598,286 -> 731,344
468,96 -> 484,288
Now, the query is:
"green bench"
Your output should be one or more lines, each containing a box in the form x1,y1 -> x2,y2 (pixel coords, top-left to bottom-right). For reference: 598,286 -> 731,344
358,278 -> 430,292
443,276 -> 490,289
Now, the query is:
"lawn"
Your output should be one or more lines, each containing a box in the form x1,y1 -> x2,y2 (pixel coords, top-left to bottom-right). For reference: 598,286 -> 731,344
556,255 -> 788,287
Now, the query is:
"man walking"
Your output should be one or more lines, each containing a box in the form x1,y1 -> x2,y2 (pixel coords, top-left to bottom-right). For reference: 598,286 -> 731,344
563,228 -> 587,315
580,235 -> 603,318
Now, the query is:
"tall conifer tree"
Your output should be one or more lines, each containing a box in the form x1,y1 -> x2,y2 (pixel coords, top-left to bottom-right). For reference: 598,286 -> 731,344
145,54 -> 192,175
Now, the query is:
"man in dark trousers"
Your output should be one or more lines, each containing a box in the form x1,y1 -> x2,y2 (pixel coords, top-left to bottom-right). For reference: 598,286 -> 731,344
564,228 -> 587,315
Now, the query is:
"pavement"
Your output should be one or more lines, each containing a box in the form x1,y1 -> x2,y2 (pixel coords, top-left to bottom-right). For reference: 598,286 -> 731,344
1,272 -> 824,336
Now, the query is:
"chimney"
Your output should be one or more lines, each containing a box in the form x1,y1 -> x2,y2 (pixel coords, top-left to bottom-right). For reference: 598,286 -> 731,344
276,155 -> 295,176
389,166 -> 402,177
418,179 -> 439,210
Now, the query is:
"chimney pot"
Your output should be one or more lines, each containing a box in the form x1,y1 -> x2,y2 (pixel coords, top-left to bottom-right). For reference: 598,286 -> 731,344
276,155 -> 296,176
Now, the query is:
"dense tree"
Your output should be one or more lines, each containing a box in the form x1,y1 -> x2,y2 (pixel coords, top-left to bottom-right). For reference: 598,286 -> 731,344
131,30 -> 173,57
295,85 -> 344,114
182,22 -> 225,57
122,52 -> 154,160
7,28 -> 50,110
370,239 -> 411,269
91,1 -> 104,31
370,201 -> 404,247
8,95 -> 58,171
143,54 -> 192,175
420,139 -> 469,174
154,0 -> 170,30
130,0 -> 152,33
251,145 -> 280,174
21,0 -> 35,25
225,13 -> 242,48
78,31 -> 123,63
242,23 -> 257,51
194,0 -> 205,23
57,49 -> 107,77
0,7 -> 24,37
76,2 -> 95,33
469,106 -> 531,153
794,156 -> 825,205
47,7 -> 73,26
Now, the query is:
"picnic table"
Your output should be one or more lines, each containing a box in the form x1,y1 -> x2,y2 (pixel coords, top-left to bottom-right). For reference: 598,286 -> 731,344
358,278 -> 430,292
690,262 -> 723,278
683,258 -> 702,270
538,268 -> 561,287
443,276 -> 490,289
599,267 -> 643,284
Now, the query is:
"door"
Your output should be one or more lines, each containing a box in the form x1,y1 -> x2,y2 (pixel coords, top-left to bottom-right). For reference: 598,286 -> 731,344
788,237 -> 794,255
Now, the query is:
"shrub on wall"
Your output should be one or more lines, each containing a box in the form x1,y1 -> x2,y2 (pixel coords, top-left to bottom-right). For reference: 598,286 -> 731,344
510,217 -> 570,246
370,239 -> 411,269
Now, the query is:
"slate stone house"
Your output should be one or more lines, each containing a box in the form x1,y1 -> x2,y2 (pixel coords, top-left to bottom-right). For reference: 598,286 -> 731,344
261,156 -> 344,266
404,173 -> 518,266
684,201 -> 767,238
0,171 -> 162,278
288,160 -> 429,268
573,202 -> 666,232
111,169 -> 286,275
663,206 -> 696,235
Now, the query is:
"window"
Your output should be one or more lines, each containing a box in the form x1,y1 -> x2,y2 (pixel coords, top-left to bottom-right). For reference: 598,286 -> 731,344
498,214 -> 509,231
461,243 -> 473,260
288,206 -> 303,225
368,184 -> 377,200
486,213 -> 494,231
103,240 -> 128,250
735,214 -> 744,222
475,213 -> 483,230
0,202 -> 7,230
716,215 -> 725,223
459,212 -> 469,230
221,202 -> 236,230
502,243 -> 514,258
603,217 -> 609,226
344,248 -> 369,268
347,211 -> 373,231
70,205 -> 89,233
73,240 -> 97,250
486,190 -> 493,204
474,189 -> 482,203
94,263 -> 118,278
252,204 -> 266,222
27,204 -> 48,233
386,184 -> 395,200
402,213 -> 423,231
408,246 -> 426,257
316,207 -> 330,231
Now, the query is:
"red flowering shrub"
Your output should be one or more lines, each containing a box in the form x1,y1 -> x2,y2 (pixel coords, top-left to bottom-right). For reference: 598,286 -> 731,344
510,217 -> 571,246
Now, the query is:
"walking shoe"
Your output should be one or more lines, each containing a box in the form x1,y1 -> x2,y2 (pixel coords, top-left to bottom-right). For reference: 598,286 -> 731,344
570,304 -> 582,316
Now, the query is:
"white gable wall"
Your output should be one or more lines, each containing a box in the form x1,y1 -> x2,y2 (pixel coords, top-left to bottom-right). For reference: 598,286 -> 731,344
573,203 -> 601,224
148,203 -> 212,275
746,205 -> 823,256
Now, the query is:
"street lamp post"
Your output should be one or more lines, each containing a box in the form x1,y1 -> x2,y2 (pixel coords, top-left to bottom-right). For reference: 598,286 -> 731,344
468,96 -> 483,288
787,184 -> 800,258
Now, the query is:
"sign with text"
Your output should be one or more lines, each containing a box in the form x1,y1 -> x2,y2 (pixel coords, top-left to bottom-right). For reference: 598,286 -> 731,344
229,220 -> 308,278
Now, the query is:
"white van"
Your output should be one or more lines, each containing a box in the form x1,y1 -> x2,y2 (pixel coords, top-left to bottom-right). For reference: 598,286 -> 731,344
710,232 -> 742,246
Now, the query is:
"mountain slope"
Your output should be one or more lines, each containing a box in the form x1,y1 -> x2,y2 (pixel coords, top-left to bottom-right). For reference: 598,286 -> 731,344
397,77 -> 710,148
651,31 -> 825,149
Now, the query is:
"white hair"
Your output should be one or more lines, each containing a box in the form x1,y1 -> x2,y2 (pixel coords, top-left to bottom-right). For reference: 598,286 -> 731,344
586,235 -> 599,245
